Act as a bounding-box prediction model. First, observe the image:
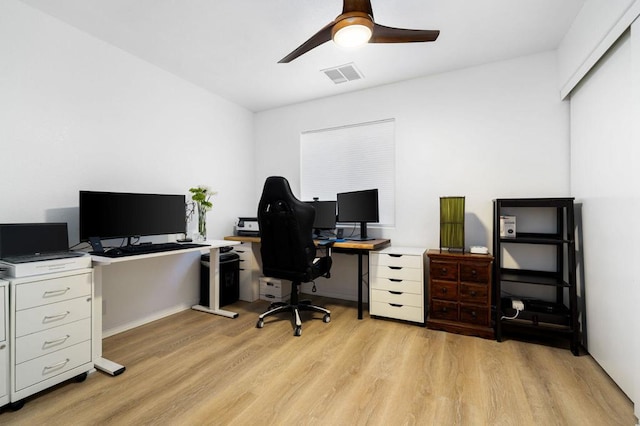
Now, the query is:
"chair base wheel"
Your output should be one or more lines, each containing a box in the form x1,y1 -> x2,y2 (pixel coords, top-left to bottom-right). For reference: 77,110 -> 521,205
256,319 -> 264,328
323,314 -> 331,323
294,326 -> 302,336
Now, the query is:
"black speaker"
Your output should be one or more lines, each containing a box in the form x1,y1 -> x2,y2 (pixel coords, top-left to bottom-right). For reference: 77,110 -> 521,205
89,236 -> 104,253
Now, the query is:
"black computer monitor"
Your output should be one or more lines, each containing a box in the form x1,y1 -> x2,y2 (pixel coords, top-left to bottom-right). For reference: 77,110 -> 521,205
337,189 -> 379,241
79,191 -> 186,245
305,200 -> 337,239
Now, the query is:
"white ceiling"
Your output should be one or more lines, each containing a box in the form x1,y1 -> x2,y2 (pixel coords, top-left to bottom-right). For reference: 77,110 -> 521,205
19,0 -> 585,112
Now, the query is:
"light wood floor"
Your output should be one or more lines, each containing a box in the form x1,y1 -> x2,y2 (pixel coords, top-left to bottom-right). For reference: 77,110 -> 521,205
0,297 -> 635,425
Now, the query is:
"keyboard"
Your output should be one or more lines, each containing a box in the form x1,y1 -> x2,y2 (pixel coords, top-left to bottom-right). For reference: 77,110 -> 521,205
102,242 -> 209,257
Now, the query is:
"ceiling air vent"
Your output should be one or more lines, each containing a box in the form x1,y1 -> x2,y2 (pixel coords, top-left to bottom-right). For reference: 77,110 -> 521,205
322,63 -> 364,84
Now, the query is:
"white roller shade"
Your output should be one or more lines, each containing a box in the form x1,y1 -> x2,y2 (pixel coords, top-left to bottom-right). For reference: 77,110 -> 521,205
300,119 -> 395,226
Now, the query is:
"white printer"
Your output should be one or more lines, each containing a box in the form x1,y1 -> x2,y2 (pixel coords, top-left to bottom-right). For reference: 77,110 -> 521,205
234,217 -> 260,236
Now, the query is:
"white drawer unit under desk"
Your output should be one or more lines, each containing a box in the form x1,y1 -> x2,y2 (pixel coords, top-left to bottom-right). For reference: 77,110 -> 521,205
9,268 -> 94,407
0,280 -> 8,407
369,247 -> 427,324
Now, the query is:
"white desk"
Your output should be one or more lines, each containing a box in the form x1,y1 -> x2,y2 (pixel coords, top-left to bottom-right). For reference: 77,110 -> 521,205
91,240 -> 239,376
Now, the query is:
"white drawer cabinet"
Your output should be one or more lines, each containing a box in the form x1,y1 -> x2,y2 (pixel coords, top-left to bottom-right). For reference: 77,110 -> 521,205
369,247 -> 426,324
0,281 -> 8,407
233,242 -> 260,302
9,268 -> 94,405
259,277 -> 291,302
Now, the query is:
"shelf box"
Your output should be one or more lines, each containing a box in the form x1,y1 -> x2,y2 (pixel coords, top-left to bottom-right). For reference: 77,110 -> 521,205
499,216 -> 516,238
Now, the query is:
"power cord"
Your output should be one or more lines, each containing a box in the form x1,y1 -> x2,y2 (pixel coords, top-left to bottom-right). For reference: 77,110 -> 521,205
501,298 -> 524,320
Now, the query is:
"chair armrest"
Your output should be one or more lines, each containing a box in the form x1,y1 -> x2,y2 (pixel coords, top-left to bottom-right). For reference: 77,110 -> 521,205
317,240 -> 333,256
316,240 -> 335,248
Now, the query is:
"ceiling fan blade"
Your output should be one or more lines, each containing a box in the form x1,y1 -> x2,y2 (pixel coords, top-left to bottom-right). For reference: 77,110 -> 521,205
278,22 -> 334,63
370,23 -> 440,43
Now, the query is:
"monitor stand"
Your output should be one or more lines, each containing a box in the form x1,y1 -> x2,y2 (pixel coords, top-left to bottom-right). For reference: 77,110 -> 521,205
345,236 -> 374,241
345,223 -> 374,241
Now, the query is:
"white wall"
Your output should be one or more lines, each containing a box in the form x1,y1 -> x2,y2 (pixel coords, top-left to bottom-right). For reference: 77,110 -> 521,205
558,0 -> 640,97
254,51 -> 570,300
0,0 -> 256,333
570,27 -> 640,408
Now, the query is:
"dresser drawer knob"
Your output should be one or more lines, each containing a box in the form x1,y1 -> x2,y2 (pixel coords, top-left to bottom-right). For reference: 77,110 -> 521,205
440,287 -> 448,294
440,268 -> 447,275
471,311 -> 477,318
441,307 -> 448,313
470,290 -> 477,296
471,269 -> 477,276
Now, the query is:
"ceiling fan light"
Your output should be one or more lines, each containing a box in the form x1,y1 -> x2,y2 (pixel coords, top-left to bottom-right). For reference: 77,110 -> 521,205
332,17 -> 373,48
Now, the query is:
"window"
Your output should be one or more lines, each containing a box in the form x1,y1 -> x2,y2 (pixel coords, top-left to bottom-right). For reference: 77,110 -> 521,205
300,119 -> 395,226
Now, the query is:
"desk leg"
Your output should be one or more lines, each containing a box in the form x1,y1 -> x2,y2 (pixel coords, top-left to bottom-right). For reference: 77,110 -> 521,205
191,246 -> 239,319
357,252 -> 363,320
92,264 -> 126,376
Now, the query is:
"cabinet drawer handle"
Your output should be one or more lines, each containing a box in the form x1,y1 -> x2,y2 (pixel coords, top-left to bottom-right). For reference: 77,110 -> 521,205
239,259 -> 246,262
388,266 -> 402,270
389,291 -> 403,295
43,311 -> 70,322
43,287 -> 71,298
389,278 -> 402,283
44,335 -> 71,348
388,254 -> 403,258
389,303 -> 403,308
43,358 -> 70,372
0,344 -> 5,350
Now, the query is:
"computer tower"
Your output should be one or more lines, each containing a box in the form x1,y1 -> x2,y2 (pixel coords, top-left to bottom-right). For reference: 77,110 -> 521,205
200,252 -> 239,308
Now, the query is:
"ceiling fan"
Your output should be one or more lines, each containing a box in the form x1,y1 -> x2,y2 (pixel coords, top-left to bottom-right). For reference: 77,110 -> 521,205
279,0 -> 440,63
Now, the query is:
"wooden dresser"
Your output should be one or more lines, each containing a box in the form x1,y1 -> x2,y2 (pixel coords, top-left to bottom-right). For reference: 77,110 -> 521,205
426,250 -> 494,339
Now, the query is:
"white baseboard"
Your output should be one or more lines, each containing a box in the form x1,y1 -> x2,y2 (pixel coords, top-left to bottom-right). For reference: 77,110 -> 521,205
102,303 -> 192,338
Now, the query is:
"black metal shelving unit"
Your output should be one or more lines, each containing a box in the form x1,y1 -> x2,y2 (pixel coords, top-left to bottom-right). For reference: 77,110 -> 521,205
493,198 -> 580,355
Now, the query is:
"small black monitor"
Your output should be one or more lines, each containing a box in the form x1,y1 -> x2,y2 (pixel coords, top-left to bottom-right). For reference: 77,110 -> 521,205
337,189 -> 379,241
305,200 -> 337,239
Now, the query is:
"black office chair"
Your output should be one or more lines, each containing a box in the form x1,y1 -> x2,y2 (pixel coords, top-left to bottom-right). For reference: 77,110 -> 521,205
256,176 -> 332,336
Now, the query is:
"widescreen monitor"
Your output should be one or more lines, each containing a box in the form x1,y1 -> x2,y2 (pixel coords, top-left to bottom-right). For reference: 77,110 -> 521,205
336,189 -> 379,241
79,191 -> 186,244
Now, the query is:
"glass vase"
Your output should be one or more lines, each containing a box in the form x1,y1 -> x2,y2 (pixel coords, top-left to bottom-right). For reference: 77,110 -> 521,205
197,203 -> 207,241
